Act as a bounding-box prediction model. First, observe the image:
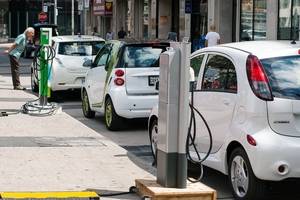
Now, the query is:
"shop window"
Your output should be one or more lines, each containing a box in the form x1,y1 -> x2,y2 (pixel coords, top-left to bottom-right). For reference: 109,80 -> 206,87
278,0 -> 300,40
240,0 -> 267,41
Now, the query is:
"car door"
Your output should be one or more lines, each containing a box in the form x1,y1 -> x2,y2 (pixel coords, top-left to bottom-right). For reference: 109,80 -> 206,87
86,44 -> 111,108
194,53 -> 238,154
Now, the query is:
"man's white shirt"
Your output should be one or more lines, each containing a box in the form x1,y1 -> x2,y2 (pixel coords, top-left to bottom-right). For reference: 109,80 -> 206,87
205,32 -> 220,47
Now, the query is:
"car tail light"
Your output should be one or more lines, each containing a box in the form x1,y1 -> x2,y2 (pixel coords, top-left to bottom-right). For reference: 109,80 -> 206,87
114,78 -> 125,86
246,55 -> 273,101
115,69 -> 124,77
247,134 -> 257,146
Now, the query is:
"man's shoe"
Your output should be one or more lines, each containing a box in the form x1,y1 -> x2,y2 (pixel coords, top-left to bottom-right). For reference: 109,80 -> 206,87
14,86 -> 26,90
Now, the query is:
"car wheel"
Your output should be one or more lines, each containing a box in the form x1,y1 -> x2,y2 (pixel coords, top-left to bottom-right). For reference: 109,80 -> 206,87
149,118 -> 158,161
31,68 -> 38,92
82,89 -> 95,118
229,147 -> 266,200
104,97 -> 123,131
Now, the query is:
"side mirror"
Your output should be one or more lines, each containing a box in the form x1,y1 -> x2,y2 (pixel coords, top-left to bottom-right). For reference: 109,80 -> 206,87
83,59 -> 93,67
155,81 -> 159,91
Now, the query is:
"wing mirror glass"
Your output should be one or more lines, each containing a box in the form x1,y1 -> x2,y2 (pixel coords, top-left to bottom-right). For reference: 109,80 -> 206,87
155,81 -> 159,91
83,59 -> 93,67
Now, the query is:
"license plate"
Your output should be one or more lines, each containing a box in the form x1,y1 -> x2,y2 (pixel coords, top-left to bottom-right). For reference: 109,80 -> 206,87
148,76 -> 159,86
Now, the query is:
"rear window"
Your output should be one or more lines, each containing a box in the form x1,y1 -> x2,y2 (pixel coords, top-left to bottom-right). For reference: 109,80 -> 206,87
123,45 -> 166,68
58,41 -> 104,56
261,56 -> 300,100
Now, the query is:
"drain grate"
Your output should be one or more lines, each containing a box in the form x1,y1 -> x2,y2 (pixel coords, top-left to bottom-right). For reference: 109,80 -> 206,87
0,137 -> 106,147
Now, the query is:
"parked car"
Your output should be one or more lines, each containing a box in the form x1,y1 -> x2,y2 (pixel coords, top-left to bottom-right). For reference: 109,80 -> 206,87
148,41 -> 300,200
31,35 -> 105,92
81,40 -> 169,131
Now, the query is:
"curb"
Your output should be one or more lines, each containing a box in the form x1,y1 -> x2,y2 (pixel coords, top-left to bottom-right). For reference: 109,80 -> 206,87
0,191 -> 99,199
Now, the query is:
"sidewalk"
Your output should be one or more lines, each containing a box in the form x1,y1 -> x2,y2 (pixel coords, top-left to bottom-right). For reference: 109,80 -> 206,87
0,75 -> 154,199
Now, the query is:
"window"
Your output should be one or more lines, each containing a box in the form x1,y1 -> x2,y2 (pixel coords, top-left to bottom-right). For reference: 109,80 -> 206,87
58,41 -> 105,56
191,54 -> 205,78
94,45 -> 111,67
240,0 -> 267,41
261,56 -> 300,100
123,45 -> 166,68
278,0 -> 300,40
202,55 -> 237,93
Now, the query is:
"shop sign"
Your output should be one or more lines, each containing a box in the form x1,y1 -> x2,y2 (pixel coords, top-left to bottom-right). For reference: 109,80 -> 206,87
93,0 -> 112,16
93,0 -> 105,15
185,0 -> 191,14
105,0 -> 113,15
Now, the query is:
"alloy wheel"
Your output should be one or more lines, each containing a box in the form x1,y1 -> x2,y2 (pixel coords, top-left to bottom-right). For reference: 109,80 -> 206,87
230,155 -> 249,198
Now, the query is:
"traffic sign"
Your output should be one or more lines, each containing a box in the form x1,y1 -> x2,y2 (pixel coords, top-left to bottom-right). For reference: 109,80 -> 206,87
38,12 -> 48,22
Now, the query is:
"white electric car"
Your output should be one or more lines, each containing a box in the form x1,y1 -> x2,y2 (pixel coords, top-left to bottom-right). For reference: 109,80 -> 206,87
81,40 -> 169,131
149,41 -> 300,200
31,35 -> 105,92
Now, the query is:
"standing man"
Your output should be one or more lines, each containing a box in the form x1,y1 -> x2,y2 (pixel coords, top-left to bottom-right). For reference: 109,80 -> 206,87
6,27 -> 34,90
117,27 -> 127,39
106,29 -> 114,40
205,24 -> 220,47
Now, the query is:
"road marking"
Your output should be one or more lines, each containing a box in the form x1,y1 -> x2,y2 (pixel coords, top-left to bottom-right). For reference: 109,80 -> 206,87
0,191 -> 99,199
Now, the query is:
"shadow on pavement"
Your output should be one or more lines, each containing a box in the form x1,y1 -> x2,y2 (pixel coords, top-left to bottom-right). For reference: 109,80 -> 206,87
86,188 -> 139,200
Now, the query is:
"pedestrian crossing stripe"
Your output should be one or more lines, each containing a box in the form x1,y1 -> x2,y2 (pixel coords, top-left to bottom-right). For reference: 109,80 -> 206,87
0,191 -> 99,199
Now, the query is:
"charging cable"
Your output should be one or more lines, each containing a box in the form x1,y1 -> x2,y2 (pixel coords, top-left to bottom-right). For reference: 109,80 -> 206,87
22,45 -> 59,116
186,81 -> 213,182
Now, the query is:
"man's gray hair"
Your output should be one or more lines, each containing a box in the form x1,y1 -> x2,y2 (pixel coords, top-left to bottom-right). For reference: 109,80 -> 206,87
24,27 -> 34,34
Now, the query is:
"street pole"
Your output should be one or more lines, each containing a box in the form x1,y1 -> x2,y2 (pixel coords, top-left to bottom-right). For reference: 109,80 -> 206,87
54,0 -> 57,25
72,0 -> 74,35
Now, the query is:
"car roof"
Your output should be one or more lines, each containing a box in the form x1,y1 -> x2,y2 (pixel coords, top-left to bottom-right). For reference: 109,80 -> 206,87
53,35 -> 105,42
106,39 -> 169,46
194,41 -> 300,59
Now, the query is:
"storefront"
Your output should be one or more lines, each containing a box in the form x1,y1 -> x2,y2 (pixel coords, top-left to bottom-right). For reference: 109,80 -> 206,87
278,0 -> 300,40
0,0 -> 81,42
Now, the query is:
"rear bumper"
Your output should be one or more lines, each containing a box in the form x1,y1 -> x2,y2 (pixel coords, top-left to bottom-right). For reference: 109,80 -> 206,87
109,87 -> 158,119
248,128 -> 300,181
51,67 -> 87,91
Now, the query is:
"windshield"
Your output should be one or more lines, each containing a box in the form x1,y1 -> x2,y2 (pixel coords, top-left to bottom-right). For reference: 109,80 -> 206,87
261,56 -> 300,100
58,41 -> 104,56
123,45 -> 166,68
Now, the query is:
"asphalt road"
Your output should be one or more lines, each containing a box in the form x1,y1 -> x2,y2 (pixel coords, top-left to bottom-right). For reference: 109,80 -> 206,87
1,49 -> 300,200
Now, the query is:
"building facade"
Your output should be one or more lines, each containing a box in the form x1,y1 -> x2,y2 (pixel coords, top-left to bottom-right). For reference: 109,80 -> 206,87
0,0 -> 81,42
0,0 -> 299,45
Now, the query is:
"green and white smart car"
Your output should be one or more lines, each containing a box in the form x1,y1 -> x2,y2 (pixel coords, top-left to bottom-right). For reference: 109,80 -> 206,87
81,40 -> 169,131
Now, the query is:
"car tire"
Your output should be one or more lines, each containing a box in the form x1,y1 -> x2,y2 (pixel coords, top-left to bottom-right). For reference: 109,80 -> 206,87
31,68 -> 38,93
104,97 -> 123,131
149,118 -> 158,162
228,147 -> 266,200
82,89 -> 95,118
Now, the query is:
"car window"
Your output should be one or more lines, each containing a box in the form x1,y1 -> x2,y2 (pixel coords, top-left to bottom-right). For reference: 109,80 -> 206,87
122,45 -> 166,68
261,56 -> 300,100
58,41 -> 104,56
191,54 -> 205,79
94,45 -> 111,67
201,54 -> 237,93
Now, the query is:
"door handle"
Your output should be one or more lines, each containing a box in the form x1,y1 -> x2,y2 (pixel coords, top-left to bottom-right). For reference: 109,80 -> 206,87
223,99 -> 230,106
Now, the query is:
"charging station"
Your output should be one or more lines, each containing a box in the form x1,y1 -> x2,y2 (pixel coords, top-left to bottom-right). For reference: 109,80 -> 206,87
156,42 -> 190,188
136,41 -> 216,199
23,27 -> 59,116
39,27 -> 52,105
